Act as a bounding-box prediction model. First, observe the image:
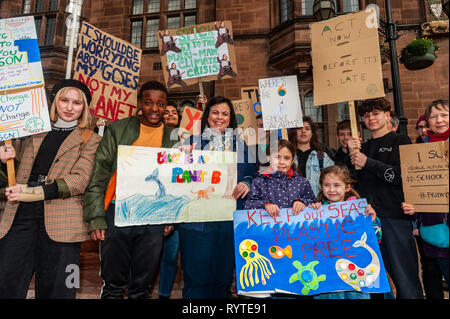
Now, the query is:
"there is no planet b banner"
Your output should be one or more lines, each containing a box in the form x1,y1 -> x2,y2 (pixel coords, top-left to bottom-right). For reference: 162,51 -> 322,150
73,22 -> 142,121
115,146 -> 237,226
0,16 -> 51,141
233,199 -> 390,297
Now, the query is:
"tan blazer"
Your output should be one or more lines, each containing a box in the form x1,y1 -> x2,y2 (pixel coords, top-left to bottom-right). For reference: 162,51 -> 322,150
0,127 -> 101,243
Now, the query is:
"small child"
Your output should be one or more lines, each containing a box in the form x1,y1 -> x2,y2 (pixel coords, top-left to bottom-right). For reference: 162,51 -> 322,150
309,165 -> 382,299
244,139 -> 316,217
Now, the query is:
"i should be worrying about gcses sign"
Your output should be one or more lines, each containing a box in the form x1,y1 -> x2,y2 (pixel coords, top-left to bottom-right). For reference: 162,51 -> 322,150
0,16 -> 51,141
73,22 -> 142,122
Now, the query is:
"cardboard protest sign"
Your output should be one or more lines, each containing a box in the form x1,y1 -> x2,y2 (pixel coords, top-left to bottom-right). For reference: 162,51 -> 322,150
0,16 -> 51,141
311,10 -> 385,106
179,106 -> 203,137
258,75 -> 303,130
233,199 -> 390,297
241,86 -> 262,115
232,99 -> 257,146
73,22 -> 141,121
115,146 -> 237,226
158,21 -> 237,89
399,141 -> 449,213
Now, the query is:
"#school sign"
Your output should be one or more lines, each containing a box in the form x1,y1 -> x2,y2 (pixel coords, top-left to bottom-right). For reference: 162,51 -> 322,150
115,146 -> 237,226
233,199 -> 390,296
0,16 -> 51,141
158,21 -> 237,89
73,22 -> 142,121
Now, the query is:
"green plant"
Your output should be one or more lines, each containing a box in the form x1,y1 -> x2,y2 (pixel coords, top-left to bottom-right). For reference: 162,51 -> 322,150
399,37 -> 440,63
379,41 -> 388,55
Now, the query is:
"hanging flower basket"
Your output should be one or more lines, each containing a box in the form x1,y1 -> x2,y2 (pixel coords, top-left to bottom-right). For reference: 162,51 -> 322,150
380,42 -> 389,64
399,37 -> 440,70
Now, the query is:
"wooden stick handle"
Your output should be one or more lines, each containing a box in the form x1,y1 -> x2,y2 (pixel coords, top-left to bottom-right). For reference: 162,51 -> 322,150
348,101 -> 362,170
4,140 -> 16,186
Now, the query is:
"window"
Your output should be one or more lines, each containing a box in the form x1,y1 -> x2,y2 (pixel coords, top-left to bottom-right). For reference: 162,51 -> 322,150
44,17 -> 56,45
132,0 -> 144,15
280,0 -> 290,23
35,0 -> 45,12
303,92 -> 323,123
49,0 -> 59,11
131,20 -> 143,47
130,1 -> 198,48
22,0 -> 31,14
167,16 -> 180,29
168,0 -> 181,11
145,19 -> 159,48
34,17 -> 42,41
337,102 -> 350,122
184,0 -> 197,9
301,0 -> 314,15
184,14 -> 196,27
148,0 -> 160,13
342,0 -> 359,12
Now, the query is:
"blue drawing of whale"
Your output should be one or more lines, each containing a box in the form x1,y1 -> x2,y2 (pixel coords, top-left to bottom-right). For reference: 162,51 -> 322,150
117,168 -> 191,225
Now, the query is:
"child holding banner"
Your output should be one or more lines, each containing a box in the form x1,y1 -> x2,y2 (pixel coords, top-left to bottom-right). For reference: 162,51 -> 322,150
244,139 -> 316,217
83,81 -> 176,299
308,165 -> 382,299
0,79 -> 101,299
346,98 -> 423,299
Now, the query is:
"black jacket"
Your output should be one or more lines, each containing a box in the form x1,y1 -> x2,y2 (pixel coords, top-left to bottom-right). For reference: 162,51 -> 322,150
349,132 -> 412,219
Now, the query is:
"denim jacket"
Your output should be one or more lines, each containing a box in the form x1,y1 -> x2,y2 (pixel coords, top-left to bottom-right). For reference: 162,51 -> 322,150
294,150 -> 334,197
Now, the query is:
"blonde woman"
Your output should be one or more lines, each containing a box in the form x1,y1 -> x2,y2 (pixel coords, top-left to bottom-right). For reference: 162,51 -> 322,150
0,79 -> 101,299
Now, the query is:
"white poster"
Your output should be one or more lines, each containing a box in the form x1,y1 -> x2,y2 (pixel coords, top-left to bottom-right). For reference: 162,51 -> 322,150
258,75 -> 303,130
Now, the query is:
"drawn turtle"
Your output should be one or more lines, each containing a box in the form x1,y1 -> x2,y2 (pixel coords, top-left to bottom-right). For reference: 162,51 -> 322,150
289,260 -> 326,295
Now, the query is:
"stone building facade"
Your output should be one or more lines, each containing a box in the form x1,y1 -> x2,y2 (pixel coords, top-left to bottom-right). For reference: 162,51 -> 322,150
0,0 -> 448,147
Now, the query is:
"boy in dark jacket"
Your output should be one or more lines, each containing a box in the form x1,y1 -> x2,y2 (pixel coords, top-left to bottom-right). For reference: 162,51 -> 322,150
84,81 -> 176,299
347,98 -> 423,299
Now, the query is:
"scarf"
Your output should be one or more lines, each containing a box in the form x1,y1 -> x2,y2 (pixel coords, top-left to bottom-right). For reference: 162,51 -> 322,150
52,118 -> 78,131
427,129 -> 449,142
202,127 -> 233,151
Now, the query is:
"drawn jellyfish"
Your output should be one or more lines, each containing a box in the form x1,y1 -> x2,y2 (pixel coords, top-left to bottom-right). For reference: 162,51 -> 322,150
238,239 -> 276,289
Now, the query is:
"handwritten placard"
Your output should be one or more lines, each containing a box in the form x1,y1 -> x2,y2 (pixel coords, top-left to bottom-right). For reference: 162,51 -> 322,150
73,22 -> 141,121
115,146 -> 237,226
233,199 -> 390,296
258,75 -> 303,130
311,10 -> 385,106
158,21 -> 237,89
399,141 -> 449,213
0,16 -> 51,140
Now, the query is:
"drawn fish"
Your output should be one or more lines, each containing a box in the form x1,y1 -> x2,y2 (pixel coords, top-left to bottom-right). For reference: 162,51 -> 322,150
268,245 -> 292,259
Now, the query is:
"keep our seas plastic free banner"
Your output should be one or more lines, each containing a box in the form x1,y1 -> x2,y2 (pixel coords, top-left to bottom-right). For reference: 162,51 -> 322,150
73,22 -> 142,122
0,16 -> 51,141
115,146 -> 237,226
233,199 -> 390,296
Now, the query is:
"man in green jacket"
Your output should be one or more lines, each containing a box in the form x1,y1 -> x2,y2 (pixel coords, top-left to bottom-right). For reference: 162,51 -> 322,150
84,81 -> 177,299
